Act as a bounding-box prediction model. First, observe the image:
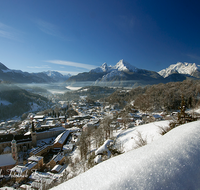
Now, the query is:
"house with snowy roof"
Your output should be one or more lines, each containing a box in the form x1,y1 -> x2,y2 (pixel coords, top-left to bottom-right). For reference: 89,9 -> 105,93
29,144 -> 53,157
10,156 -> 44,183
53,130 -> 71,149
28,155 -> 44,169
51,164 -> 63,173
48,152 -> 65,169
0,153 -> 16,175
63,143 -> 74,153
82,119 -> 99,132
10,165 -> 29,182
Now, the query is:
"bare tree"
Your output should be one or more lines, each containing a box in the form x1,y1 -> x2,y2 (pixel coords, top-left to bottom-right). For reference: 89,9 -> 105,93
101,116 -> 113,140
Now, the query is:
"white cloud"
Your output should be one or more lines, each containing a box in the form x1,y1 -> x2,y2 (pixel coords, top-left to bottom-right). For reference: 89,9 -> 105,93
186,54 -> 200,61
35,19 -> 58,36
0,22 -> 20,41
34,19 -> 73,41
46,60 -> 96,70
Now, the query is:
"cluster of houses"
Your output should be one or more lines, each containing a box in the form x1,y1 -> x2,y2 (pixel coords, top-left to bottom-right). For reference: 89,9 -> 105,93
0,98 -> 167,189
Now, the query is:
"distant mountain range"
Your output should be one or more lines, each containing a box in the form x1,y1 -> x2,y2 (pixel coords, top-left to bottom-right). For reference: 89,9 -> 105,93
0,62 -> 71,83
1,60 -> 199,86
66,60 -> 165,87
66,60 -> 199,87
158,62 -> 200,78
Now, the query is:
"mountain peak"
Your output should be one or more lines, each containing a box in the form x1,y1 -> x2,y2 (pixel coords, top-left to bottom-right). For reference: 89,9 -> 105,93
114,59 -> 138,72
100,62 -> 109,72
0,62 -> 9,70
90,62 -> 111,73
158,62 -> 200,78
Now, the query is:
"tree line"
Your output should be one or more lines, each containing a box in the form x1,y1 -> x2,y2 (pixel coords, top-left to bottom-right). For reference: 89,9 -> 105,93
106,80 -> 200,112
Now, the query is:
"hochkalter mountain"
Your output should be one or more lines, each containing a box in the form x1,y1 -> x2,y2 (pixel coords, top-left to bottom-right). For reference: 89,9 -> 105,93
158,62 -> 200,78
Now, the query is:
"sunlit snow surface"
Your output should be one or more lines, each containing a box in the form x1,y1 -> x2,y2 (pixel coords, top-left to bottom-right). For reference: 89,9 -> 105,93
52,120 -> 200,190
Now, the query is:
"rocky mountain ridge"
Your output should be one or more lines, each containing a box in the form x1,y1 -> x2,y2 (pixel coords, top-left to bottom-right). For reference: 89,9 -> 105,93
158,62 -> 200,78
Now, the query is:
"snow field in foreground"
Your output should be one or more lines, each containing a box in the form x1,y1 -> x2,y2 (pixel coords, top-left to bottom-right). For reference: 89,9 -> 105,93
52,120 -> 200,190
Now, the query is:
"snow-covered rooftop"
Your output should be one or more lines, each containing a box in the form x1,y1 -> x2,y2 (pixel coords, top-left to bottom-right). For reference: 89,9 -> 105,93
28,155 -> 43,162
52,152 -> 64,163
0,153 -> 16,167
10,165 -> 28,174
54,130 -> 71,145
51,164 -> 63,173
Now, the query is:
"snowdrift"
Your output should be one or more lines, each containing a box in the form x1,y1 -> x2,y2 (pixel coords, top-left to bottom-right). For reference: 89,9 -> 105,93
52,120 -> 200,190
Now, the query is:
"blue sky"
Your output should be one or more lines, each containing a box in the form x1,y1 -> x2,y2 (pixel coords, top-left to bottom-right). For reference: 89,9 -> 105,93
0,0 -> 200,75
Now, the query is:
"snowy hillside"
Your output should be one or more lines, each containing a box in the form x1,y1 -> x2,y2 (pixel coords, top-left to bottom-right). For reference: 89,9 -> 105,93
158,62 -> 200,78
52,120 -> 200,190
95,70 -> 126,82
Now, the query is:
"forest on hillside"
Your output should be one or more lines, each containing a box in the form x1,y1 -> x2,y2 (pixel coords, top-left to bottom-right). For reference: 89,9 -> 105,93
0,84 -> 50,120
106,80 -> 200,112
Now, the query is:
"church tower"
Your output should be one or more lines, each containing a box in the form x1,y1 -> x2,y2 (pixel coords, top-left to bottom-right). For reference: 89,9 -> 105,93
31,122 -> 37,147
11,139 -> 18,161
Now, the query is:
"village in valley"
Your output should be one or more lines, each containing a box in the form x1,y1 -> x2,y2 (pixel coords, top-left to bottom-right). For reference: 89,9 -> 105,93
0,88 -> 178,190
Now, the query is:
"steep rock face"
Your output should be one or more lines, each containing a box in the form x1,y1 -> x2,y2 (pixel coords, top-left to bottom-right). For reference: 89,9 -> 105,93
158,62 -> 200,78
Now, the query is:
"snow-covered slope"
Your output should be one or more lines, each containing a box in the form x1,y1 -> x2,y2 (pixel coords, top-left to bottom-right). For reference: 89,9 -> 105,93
95,70 -> 126,82
158,62 -> 200,78
52,120 -> 200,190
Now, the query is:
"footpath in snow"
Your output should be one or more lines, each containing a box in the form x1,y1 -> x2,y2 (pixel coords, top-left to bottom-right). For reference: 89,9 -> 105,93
52,120 -> 200,190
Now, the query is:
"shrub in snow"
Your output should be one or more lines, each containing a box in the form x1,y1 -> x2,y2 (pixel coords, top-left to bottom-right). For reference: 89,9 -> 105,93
52,120 -> 200,190
94,155 -> 102,164
157,125 -> 172,135
132,130 -> 147,149
95,139 -> 113,164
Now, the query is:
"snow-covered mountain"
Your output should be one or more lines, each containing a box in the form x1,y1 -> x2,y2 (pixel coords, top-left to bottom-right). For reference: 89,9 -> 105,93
67,59 -> 163,87
90,62 -> 112,73
42,71 -> 71,82
0,62 -> 71,83
158,62 -> 200,78
91,59 -> 138,73
112,59 -> 138,72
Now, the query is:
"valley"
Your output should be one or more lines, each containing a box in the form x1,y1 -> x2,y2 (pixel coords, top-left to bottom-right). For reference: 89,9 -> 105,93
1,61 -> 200,189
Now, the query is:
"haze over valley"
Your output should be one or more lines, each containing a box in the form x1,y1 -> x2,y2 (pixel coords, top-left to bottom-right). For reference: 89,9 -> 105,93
1,0 -> 200,189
